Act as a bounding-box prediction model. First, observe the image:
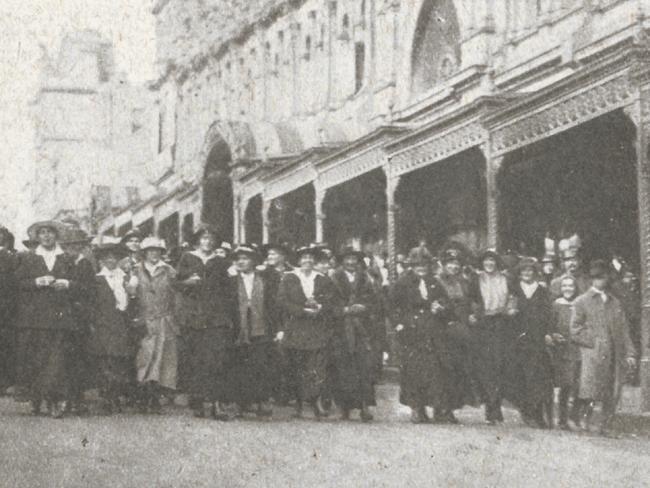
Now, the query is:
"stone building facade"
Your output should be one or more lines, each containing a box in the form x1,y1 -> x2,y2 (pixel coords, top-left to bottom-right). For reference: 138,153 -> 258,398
101,1 -> 650,408
31,30 -> 156,233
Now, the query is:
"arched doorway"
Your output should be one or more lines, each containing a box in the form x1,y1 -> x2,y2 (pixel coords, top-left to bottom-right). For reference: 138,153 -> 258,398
411,0 -> 461,96
201,137 -> 234,243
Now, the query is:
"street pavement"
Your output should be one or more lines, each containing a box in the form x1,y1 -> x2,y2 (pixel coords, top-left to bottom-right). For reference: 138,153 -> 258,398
1,383 -> 649,488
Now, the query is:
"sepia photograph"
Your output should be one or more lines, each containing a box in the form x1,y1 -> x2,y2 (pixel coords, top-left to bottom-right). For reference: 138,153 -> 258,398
0,0 -> 650,486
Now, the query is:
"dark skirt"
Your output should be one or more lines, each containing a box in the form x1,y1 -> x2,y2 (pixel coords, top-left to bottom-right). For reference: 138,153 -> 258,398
15,328 -> 75,401
442,333 -> 478,410
469,315 -> 514,406
504,343 -> 554,413
228,340 -> 275,405
183,327 -> 230,402
93,355 -> 132,393
286,348 -> 327,402
0,326 -> 15,391
330,327 -> 376,409
397,327 -> 445,409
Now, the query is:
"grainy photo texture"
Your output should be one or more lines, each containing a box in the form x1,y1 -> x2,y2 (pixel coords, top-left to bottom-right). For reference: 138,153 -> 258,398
1,1 -> 650,487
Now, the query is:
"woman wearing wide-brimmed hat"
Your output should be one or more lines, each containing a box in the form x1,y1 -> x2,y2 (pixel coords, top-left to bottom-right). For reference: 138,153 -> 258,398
277,244 -> 342,419
176,224 -> 234,419
88,238 -> 132,413
392,245 -> 456,423
435,244 -> 478,417
228,244 -> 281,418
127,237 -> 179,413
328,246 -> 379,422
505,257 -> 554,428
468,249 -> 518,425
14,220 -> 77,417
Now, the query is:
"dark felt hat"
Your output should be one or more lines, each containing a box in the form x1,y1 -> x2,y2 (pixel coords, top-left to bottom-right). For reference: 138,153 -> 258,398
589,259 -> 610,279
338,246 -> 365,261
120,228 -> 143,244
479,249 -> 502,268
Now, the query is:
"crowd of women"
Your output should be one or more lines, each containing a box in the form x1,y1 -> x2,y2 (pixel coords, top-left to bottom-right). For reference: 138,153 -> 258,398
0,220 -> 640,436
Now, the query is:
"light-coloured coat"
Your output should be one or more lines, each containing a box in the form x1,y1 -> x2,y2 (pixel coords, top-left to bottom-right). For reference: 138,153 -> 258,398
132,262 -> 179,390
570,289 -> 634,402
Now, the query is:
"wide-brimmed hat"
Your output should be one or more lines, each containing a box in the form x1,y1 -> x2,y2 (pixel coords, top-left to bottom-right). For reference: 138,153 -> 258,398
94,236 -> 127,259
338,246 -> 365,261
479,249 -> 502,268
140,237 -> 166,252
192,224 -> 219,245
311,242 -> 333,259
406,245 -> 433,267
232,243 -> 260,260
516,256 -> 540,275
440,247 -> 463,265
27,220 -> 66,241
60,227 -> 92,245
218,242 -> 232,253
261,242 -> 291,257
120,228 -> 143,244
589,259 -> 610,279
294,244 -> 323,262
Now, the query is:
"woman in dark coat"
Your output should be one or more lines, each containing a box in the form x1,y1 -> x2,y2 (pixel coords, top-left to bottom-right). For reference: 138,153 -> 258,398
507,257 -> 554,428
14,221 -> 77,418
329,247 -> 379,422
0,227 -> 18,394
229,245 -> 281,417
176,225 -> 234,419
435,247 -> 478,418
89,240 -> 133,413
60,227 -> 95,414
277,245 -> 341,419
468,250 -> 518,425
392,246 -> 456,424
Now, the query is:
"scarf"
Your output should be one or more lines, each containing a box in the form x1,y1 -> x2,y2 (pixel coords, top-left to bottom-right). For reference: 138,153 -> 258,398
98,267 -> 128,311
237,272 -> 266,345
479,272 -> 509,316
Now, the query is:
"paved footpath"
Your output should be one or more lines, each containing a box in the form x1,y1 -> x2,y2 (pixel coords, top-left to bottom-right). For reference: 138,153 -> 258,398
1,384 -> 649,488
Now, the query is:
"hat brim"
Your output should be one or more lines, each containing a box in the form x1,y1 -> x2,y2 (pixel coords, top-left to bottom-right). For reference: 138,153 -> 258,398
27,221 -> 66,241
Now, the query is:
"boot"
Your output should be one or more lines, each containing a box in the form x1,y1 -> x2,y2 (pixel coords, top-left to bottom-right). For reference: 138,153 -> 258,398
360,403 -> 374,423
212,402 -> 231,421
256,401 -> 273,418
50,400 -> 67,419
293,400 -> 304,419
558,388 -> 570,430
314,396 -> 329,418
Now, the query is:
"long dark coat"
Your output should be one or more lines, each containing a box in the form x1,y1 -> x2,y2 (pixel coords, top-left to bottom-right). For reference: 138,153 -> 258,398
228,270 -> 280,405
277,271 -> 341,401
14,251 -> 77,399
506,283 -> 554,414
176,252 -> 234,401
571,289 -> 634,403
88,276 -> 132,358
329,268 -> 379,409
392,270 -> 455,409
0,248 -> 18,389
436,272 -> 478,409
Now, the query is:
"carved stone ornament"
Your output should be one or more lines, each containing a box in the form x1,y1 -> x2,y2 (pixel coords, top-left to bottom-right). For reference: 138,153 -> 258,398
388,121 -> 484,178
491,75 -> 634,156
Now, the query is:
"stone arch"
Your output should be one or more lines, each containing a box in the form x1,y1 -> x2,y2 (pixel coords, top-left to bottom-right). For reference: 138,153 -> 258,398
200,130 -> 234,243
410,0 -> 461,97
